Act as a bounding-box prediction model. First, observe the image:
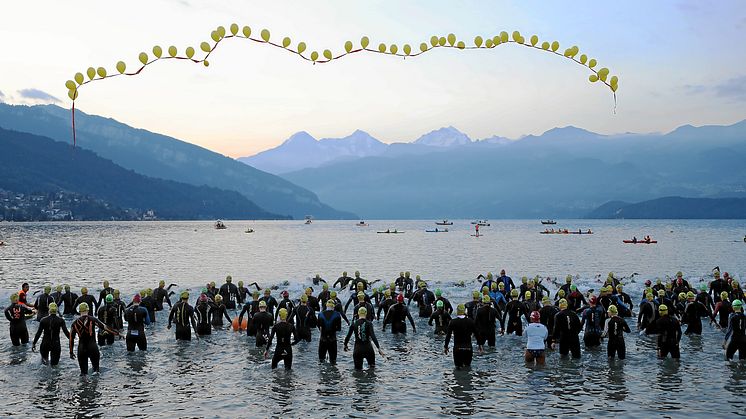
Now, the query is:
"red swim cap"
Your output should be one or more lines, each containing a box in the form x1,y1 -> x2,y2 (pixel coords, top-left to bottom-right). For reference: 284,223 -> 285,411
530,311 -> 540,323
133,294 -> 141,304
397,294 -> 404,303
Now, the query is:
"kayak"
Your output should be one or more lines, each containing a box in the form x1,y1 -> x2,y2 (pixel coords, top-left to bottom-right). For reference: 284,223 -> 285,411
377,231 -> 405,234
541,220 -> 557,225
470,234 -> 483,237
623,240 -> 657,244
435,220 -> 453,225
426,229 -> 448,233
540,231 -> 593,235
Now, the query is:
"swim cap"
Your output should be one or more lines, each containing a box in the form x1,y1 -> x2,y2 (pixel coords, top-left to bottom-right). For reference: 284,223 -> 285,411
259,300 -> 267,308
419,281 -> 426,289
300,294 -> 308,302
238,280 -> 244,287
49,303 -> 58,314
64,285 -> 70,291
342,271 -> 347,276
44,285 -> 51,294
358,307 -> 367,317
400,272 -> 404,277
528,279 -> 535,286
264,289 -> 271,295
530,311 -> 540,323
616,284 -> 623,291
330,291 -> 337,298
140,290 -> 147,298
487,272 -> 493,279
456,304 -> 466,315
56,285 -> 63,292
306,287 -> 312,295
687,291 -> 695,300
278,308 -> 288,320
199,294 -> 208,302
656,279 -> 662,285
9,293 -> 18,303
436,300 -> 444,309
542,296 -> 550,304
510,289 -> 519,297
676,271 -> 683,278
416,274 -> 421,280
589,296 -> 597,305
645,279 -> 652,286
210,281 -> 216,287
657,289 -> 665,296
397,294 -> 404,303
323,283 -> 329,290
435,288 -> 442,297
252,291 -> 260,298
81,287 -> 88,294
733,300 -> 743,311
405,271 -> 410,277
103,280 -> 110,288
521,276 -> 528,284
78,302 -> 90,313
472,291 -> 480,298
326,300 -> 336,308
490,283 -> 497,290
700,283 -> 707,291
566,275 -> 572,283
105,294 -> 113,303
133,294 -> 141,304
226,275 -> 232,283
281,290 -> 289,298
665,283 -> 672,290
608,272 -> 615,278
482,286 -> 489,293
215,294 -> 223,302
721,291 -> 729,300
608,305 -> 618,315
570,285 -> 577,292
558,289 -> 566,297
384,290 -> 391,297
658,304 -> 668,314
558,299 -> 568,309
482,295 -> 491,303
180,291 -> 189,299
357,291 -> 365,300
201,288 -> 208,294
357,282 -> 364,291
678,292 -> 686,301
498,282 -> 505,289
646,293 -> 654,301
524,291 -> 532,299
160,280 -> 166,287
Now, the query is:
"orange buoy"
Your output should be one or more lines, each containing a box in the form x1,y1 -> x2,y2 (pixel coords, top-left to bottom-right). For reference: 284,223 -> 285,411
232,317 -> 248,331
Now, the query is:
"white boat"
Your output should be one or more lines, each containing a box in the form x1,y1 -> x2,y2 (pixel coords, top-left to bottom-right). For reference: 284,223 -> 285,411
215,220 -> 227,229
356,221 -> 369,227
304,215 -> 313,225
471,220 -> 490,226
435,219 -> 453,226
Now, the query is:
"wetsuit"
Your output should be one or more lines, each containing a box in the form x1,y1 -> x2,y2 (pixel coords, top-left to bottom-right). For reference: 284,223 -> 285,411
696,291 -> 715,314
349,277 -> 369,291
409,288 -> 435,318
475,304 -> 499,346
34,293 -> 55,321
333,275 -> 353,290
603,316 -> 630,359
344,318 -> 381,369
238,300 -> 261,336
33,313 -> 70,365
394,275 -> 407,292
153,287 -> 172,312
353,302 -> 376,321
141,295 -> 156,324
5,303 -> 33,345
124,305 -> 150,351
60,291 -> 79,316
567,291 -> 587,312
498,275 -> 516,293
655,315 -> 682,359
553,308 -> 582,358
306,294 -> 321,312
168,301 -> 197,341
429,309 -> 452,335
261,296 -> 279,318
505,300 -> 528,336
344,293 -> 370,314
195,301 -> 213,336
293,304 -> 316,342
96,303 -> 118,345
70,315 -> 109,374
402,278 -> 415,299
377,297 -> 395,320
639,300 -> 658,334
539,305 -> 559,346
612,293 -> 634,317
276,298 -> 296,322
382,303 -> 416,334
714,300 -> 733,329
317,309 -> 342,363
331,299 -> 351,325
710,279 -> 728,302
317,290 -> 331,307
251,311 -> 274,347
444,316 -> 478,368
97,287 -> 114,308
74,294 -> 98,314
682,301 -> 711,335
266,321 -> 297,369
581,305 -> 606,348
51,290 -> 63,306
211,302 -> 232,328
111,298 -> 126,330
464,300 -> 480,320
724,312 -> 746,360
219,283 -> 239,310
557,283 -> 573,299
237,285 -> 249,305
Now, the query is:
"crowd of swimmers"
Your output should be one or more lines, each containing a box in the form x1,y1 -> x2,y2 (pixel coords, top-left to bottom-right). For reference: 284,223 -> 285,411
4,268 -> 746,375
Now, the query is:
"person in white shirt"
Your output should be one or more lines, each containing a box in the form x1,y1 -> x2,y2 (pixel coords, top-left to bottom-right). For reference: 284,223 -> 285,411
525,310 -> 548,365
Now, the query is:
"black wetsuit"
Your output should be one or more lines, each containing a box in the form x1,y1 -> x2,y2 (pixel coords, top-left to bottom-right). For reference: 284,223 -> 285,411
317,309 -> 342,363
5,303 -> 33,346
306,295 -> 321,312
710,279 -> 728,303
553,308 -> 582,358
96,303 -> 118,345
475,304 -> 499,346
383,303 -> 416,334
604,317 -> 630,359
211,302 -> 232,327
261,296 -> 279,318
429,309 -> 452,335
74,294 -> 97,314
237,286 -> 249,305
349,277 -> 368,291
682,301 -> 711,335
317,290 -> 331,307
344,293 -> 370,314
613,292 -> 634,317
655,315 -> 682,359
293,304 -> 316,342
51,290 -> 63,305
445,316 -> 478,368
434,297 -> 454,314
124,305 -> 150,351
60,291 -> 79,316
252,311 -> 274,347
696,291 -> 714,313
267,321 -> 297,369
276,298 -> 296,322
465,300 -> 480,320
70,315 -> 109,374
409,288 -> 435,318
195,301 -> 213,335
639,300 -> 658,334
33,313 -> 70,365
377,297 -> 395,320
97,287 -> 114,309
725,312 -> 746,360
353,301 -> 376,322
539,305 -> 560,345
505,300 -> 527,336
344,318 -> 381,369
567,292 -> 587,312
219,283 -> 239,310
153,287 -> 172,312
238,300 -> 261,336
34,293 -> 55,321
141,296 -> 156,324
333,276 -> 353,290
168,301 -> 197,341
581,306 -> 606,348
715,301 -> 733,329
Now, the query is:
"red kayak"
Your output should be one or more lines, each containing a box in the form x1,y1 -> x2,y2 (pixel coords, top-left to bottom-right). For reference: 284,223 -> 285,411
623,240 -> 657,244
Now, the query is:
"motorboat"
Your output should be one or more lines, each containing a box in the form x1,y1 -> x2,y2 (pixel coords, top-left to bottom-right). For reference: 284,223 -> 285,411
215,220 -> 227,229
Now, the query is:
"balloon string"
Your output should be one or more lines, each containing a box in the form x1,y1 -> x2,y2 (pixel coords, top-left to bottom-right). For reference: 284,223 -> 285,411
71,101 -> 76,147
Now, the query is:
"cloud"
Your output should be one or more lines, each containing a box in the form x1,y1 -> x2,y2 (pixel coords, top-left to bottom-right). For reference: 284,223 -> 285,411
0,90 -> 5,103
684,75 -> 746,102
17,88 -> 61,104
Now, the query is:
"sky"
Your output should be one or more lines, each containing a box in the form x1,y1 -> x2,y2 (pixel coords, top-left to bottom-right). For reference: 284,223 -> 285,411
1,0 -> 745,157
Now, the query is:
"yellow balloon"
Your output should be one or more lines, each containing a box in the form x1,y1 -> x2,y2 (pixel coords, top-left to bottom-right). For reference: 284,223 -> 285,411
323,49 -> 333,60
139,52 -> 148,64
230,23 -> 239,36
419,42 -> 428,52
96,67 -> 107,78
211,31 -> 221,42
282,37 -> 291,48
589,74 -> 598,82
485,39 -> 493,48
551,41 -> 559,52
216,26 -> 226,38
260,29 -> 270,42
344,40 -> 353,53
390,44 -> 398,54
168,46 -> 177,57
242,26 -> 251,37
598,67 -> 609,76
65,80 -> 76,90
361,36 -> 370,48
541,41 -> 550,50
579,54 -> 588,64
610,76 -> 618,85
297,42 -> 307,54
456,41 -> 465,49
67,89 -> 78,100
310,51 -> 319,61
447,33 -> 456,46
474,36 -> 483,47
512,31 -> 521,42
74,72 -> 84,84
530,35 -> 538,46
116,61 -> 126,74
186,47 -> 195,58
200,42 -> 211,52
153,46 -> 162,58
203,60 -> 209,67
438,37 -> 446,46
493,36 -> 501,45
86,67 -> 96,80
378,43 -> 386,53
588,58 -> 597,68
403,44 -> 411,55
430,36 -> 438,47
499,31 -> 508,43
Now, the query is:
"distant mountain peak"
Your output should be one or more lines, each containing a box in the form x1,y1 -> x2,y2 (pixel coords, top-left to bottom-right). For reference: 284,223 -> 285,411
283,131 -> 316,145
414,126 -> 472,147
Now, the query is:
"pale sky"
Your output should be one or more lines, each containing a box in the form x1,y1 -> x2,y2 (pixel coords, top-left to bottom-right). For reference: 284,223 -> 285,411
2,0 -> 745,157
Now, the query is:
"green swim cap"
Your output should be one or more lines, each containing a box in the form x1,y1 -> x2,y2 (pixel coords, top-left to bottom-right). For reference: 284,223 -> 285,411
570,285 -> 577,291
105,294 -> 114,303
472,291 -> 480,298
323,283 -> 329,290
226,275 -> 232,283
510,289 -> 519,297
180,291 -> 189,299
456,304 -> 466,315
330,291 -> 337,298
44,285 -> 51,294
10,293 -> 18,303
160,280 -> 166,287
436,300 -> 444,309
607,305 -> 618,315
357,291 -> 365,299
49,303 -> 58,314
435,288 -> 442,297
700,283 -> 707,291
113,289 -> 120,297
238,280 -> 244,287
733,300 -> 743,310
81,287 -> 88,294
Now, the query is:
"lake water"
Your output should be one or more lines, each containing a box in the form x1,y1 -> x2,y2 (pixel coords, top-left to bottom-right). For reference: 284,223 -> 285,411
1,220 -> 745,418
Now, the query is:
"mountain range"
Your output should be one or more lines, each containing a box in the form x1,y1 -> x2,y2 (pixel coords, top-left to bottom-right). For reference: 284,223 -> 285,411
0,104 -> 353,219
587,197 -> 746,219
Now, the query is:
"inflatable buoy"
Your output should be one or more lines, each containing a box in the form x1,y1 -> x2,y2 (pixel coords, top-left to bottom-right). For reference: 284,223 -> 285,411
232,317 -> 248,331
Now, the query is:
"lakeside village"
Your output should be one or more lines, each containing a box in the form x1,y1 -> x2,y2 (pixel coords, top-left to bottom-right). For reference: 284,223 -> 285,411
0,189 -> 157,222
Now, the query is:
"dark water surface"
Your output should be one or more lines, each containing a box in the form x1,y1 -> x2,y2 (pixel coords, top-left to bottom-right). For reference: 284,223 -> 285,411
1,220 -> 745,417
